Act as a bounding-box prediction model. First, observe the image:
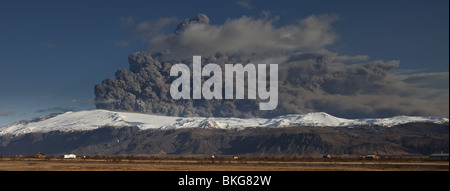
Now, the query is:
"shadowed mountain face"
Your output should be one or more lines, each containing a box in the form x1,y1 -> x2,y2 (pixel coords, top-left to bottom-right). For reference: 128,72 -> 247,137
0,123 -> 447,157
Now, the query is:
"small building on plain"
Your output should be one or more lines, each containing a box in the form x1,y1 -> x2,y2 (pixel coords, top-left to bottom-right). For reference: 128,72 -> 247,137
62,154 -> 77,159
430,153 -> 449,161
36,152 -> 45,158
366,155 -> 380,159
360,154 -> 380,159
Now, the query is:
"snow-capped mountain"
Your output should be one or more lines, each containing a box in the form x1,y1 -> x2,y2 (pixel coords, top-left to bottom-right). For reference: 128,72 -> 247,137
0,109 -> 447,136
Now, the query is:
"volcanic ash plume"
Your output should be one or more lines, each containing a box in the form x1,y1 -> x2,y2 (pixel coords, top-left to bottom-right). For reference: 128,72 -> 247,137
94,14 -> 449,118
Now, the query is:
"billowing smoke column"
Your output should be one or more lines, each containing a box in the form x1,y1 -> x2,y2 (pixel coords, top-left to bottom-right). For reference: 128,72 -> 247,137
94,52 -> 271,117
94,14 -> 449,118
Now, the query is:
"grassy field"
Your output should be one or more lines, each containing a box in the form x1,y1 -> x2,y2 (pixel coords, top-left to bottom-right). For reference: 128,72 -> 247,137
0,156 -> 448,171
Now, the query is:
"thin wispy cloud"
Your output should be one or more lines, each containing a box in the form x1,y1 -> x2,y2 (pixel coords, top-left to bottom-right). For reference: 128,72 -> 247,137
114,40 -> 130,48
236,0 -> 252,9
43,41 -> 57,48
120,16 -> 135,27
35,107 -> 74,113
133,17 -> 178,40
0,110 -> 13,117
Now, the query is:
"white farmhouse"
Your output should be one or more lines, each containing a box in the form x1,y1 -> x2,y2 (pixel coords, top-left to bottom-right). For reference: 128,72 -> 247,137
62,154 -> 77,159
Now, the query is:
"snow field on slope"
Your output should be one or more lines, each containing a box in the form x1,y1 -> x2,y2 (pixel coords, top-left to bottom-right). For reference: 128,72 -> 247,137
0,109 -> 448,135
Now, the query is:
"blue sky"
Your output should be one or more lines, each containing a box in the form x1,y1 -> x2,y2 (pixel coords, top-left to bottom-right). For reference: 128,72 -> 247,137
0,0 -> 448,126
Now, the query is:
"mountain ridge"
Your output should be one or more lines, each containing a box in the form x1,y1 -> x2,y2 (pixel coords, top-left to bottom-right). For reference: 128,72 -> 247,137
1,109 -> 447,157
0,123 -> 447,156
1,109 -> 448,136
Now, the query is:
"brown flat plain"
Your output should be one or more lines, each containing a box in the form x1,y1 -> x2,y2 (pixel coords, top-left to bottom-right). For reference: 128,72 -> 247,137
0,157 -> 448,171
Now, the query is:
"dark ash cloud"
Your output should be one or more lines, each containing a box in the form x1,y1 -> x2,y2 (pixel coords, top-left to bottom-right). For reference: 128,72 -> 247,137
94,14 -> 449,118
147,13 -> 338,60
